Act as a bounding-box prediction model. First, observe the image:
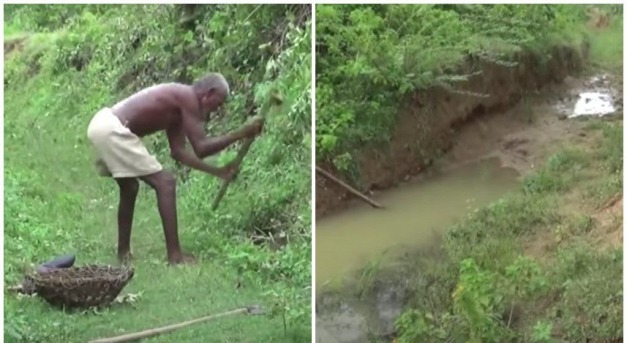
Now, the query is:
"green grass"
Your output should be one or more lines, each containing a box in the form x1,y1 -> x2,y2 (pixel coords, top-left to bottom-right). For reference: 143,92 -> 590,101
5,176 -> 308,342
4,4 -> 311,343
356,254 -> 385,299
8,262 -> 302,342
3,21 -> 26,37
548,242 -> 622,341
587,15 -> 624,71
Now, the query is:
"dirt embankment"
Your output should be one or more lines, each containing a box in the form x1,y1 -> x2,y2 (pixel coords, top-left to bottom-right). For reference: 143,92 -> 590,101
316,45 -> 588,217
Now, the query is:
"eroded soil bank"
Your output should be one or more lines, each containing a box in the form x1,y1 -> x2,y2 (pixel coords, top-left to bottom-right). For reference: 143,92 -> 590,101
315,42 -> 623,342
316,45 -> 590,218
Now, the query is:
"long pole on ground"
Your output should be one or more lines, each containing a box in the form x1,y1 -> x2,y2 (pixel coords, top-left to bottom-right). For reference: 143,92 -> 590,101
315,166 -> 384,209
88,306 -> 262,343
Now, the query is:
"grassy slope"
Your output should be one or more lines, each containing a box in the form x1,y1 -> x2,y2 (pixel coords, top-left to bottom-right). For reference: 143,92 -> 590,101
4,5 -> 311,343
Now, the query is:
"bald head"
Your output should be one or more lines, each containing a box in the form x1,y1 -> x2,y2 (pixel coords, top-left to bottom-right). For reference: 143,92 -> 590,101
193,72 -> 230,113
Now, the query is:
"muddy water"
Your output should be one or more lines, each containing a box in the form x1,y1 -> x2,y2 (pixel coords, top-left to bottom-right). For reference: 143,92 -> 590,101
316,157 -> 520,288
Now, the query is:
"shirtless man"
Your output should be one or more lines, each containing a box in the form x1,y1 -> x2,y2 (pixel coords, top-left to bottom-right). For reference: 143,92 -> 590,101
86,73 -> 262,265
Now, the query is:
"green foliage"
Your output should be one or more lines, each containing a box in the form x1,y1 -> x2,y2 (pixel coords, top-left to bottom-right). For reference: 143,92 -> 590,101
395,308 -> 453,342
356,255 -> 384,299
503,256 -> 548,300
523,169 -> 567,194
450,257 -> 548,343
315,4 -> 588,164
4,4 -> 311,342
452,259 -> 507,343
396,256 -> 549,343
530,321 -> 557,343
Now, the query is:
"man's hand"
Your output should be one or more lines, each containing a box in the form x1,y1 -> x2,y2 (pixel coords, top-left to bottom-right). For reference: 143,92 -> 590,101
216,163 -> 239,182
241,116 -> 265,139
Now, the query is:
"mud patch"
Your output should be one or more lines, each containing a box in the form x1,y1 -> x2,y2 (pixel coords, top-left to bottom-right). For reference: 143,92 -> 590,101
440,72 -> 621,180
316,304 -> 370,343
316,280 -> 410,343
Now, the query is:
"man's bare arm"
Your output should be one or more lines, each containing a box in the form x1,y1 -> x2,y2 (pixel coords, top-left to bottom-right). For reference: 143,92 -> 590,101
182,113 -> 246,159
166,125 -> 230,179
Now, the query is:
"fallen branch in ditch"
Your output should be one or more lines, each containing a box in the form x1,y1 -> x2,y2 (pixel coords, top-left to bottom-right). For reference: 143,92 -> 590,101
316,166 -> 383,209
88,305 -> 265,343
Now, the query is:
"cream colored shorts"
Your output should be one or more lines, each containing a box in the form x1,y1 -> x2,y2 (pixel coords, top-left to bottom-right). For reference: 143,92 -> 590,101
87,108 -> 163,178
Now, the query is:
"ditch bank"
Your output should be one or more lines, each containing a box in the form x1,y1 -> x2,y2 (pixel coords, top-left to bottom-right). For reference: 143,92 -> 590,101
315,39 -> 624,343
316,34 -> 623,343
316,44 -> 589,218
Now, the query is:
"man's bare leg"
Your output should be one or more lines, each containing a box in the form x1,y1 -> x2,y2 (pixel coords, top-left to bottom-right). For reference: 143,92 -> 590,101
115,177 -> 139,263
140,170 -> 194,265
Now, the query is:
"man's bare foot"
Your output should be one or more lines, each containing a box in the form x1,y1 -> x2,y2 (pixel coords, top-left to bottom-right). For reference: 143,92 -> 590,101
168,252 -> 197,266
117,251 -> 133,265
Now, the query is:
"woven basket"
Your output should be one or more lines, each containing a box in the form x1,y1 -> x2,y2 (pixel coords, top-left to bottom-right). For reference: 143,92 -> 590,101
23,264 -> 134,308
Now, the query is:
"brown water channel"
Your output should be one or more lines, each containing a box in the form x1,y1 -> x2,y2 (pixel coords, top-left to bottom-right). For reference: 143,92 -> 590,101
315,157 -> 521,343
316,157 -> 521,289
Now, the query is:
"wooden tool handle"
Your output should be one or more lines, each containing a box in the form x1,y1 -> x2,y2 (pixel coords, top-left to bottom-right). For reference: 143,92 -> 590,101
210,90 -> 282,210
211,137 -> 256,210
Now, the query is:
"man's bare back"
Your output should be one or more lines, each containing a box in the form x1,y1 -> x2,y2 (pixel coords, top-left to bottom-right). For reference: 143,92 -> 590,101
87,73 -> 263,265
112,83 -> 198,137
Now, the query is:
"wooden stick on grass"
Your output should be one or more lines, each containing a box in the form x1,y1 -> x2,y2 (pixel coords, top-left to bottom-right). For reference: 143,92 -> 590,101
316,166 -> 384,209
88,306 -> 264,343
